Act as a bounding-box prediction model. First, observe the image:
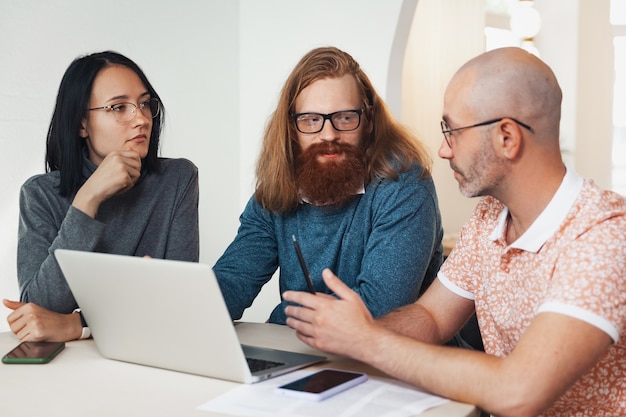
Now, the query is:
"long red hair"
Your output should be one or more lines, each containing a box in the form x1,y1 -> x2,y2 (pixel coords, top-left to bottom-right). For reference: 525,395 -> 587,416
255,46 -> 432,213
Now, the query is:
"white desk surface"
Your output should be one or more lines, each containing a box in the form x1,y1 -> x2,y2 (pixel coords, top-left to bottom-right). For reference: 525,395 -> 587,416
0,322 -> 478,417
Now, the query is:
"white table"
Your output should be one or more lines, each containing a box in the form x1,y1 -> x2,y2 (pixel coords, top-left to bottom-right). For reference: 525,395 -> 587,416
0,323 -> 478,417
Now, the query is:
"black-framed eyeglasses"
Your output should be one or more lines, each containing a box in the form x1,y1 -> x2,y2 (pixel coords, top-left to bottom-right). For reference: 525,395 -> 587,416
87,98 -> 160,124
292,109 -> 363,134
440,117 -> 534,148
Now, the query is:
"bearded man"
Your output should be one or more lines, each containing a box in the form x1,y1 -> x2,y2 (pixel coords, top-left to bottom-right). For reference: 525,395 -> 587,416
213,46 -> 443,325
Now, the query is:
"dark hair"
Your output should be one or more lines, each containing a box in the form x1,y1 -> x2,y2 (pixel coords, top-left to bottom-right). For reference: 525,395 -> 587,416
45,51 -> 164,196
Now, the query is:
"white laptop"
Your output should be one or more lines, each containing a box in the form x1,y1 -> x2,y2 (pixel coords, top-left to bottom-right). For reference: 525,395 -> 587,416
54,249 -> 325,383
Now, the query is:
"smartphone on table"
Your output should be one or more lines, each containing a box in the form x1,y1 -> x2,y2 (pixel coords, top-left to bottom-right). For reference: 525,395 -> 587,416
2,341 -> 65,364
274,368 -> 367,401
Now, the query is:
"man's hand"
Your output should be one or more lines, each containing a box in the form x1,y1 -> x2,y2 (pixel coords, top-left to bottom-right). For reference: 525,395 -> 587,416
283,268 -> 378,358
3,299 -> 82,342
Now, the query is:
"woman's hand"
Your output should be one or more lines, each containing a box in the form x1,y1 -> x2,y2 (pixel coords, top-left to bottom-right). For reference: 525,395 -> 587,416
3,299 -> 83,342
72,147 -> 142,217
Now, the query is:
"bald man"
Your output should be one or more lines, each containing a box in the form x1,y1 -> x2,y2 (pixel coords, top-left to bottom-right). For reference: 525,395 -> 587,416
282,47 -> 626,417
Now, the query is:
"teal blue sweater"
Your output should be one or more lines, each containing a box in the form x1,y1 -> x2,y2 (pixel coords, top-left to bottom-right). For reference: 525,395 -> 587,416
214,163 -> 443,324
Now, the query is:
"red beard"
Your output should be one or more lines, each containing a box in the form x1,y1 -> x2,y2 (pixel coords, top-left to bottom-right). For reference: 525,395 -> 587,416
296,141 -> 367,207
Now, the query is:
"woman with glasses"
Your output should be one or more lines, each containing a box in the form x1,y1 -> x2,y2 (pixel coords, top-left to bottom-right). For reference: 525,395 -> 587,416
3,51 -> 199,342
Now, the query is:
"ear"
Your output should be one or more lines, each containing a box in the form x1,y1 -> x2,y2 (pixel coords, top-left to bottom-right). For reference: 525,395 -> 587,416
79,118 -> 89,138
496,118 -> 523,160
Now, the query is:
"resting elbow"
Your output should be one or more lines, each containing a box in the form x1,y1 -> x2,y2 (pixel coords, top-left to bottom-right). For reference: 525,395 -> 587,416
485,379 -> 555,417
491,403 -> 546,417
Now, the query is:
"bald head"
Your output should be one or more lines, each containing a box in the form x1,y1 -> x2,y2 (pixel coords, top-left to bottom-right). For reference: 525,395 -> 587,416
445,47 -> 562,143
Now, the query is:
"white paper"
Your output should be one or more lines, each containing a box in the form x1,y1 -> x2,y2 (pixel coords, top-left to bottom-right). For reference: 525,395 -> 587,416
197,370 -> 449,417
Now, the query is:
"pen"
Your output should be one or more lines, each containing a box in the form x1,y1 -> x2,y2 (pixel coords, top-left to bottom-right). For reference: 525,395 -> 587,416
292,235 -> 316,294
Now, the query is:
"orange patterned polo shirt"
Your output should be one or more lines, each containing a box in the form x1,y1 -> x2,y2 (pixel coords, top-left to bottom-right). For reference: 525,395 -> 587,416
439,169 -> 626,416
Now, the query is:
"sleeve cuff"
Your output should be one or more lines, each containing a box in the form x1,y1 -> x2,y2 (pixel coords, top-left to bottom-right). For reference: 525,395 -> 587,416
73,308 -> 90,339
79,326 -> 91,340
72,308 -> 88,327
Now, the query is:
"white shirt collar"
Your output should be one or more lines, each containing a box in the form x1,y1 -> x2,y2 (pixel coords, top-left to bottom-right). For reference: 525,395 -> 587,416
489,166 -> 584,252
299,185 -> 365,205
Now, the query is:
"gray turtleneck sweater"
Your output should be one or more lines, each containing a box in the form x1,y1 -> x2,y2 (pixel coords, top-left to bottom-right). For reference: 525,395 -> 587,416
17,157 -> 199,313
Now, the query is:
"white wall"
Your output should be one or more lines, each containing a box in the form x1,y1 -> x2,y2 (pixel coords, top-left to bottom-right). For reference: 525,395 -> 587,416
535,0 -> 613,189
0,0 -> 416,331
402,0 -> 485,236
573,0 -> 613,188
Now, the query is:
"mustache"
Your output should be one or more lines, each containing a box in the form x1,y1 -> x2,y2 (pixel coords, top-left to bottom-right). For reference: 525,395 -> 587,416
300,141 -> 361,157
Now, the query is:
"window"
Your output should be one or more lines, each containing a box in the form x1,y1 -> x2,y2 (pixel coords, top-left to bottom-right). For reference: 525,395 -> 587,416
485,0 -> 624,195
484,0 -> 541,55
485,0 -> 524,51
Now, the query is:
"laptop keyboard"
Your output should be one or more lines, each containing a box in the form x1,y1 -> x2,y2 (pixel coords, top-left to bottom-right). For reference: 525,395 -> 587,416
246,357 -> 285,373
